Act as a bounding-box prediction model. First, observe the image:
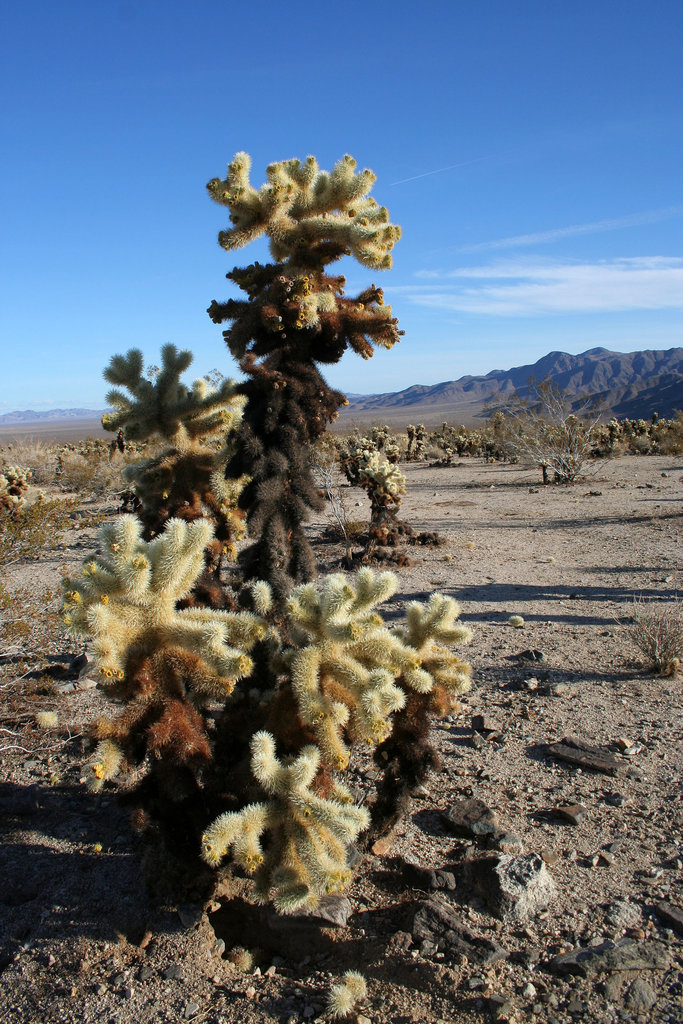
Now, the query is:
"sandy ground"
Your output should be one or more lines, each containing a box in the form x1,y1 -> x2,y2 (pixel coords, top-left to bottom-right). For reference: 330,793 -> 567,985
1,454 -> 681,1024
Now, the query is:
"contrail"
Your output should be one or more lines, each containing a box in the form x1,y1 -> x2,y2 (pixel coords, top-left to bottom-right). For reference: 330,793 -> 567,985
459,204 -> 683,252
389,154 -> 502,186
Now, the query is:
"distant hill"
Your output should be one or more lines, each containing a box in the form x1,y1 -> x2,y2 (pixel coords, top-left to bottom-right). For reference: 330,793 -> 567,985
338,346 -> 683,426
2,347 -> 681,433
0,408 -> 106,426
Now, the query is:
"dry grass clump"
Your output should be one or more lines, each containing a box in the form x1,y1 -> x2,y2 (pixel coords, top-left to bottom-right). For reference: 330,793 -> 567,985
628,597 -> 683,676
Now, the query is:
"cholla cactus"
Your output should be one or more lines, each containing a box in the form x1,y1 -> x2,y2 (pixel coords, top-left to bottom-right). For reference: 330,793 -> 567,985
61,516 -> 264,793
206,153 -> 403,608
406,423 -> 426,461
328,971 -> 368,1019
103,344 -> 247,603
358,450 -> 407,559
0,465 -> 32,513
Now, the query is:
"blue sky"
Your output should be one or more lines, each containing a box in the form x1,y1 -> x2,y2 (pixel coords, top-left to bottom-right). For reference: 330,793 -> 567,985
1,1 -> 681,410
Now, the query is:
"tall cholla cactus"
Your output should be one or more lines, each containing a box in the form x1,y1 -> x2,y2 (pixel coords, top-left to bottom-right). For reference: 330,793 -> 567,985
61,516 -> 264,797
206,153 -> 403,607
201,568 -> 472,911
103,344 -> 247,603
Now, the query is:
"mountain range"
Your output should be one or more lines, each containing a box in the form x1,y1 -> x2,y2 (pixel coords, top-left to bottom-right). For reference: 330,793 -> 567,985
1,347 -> 681,431
338,346 -> 683,426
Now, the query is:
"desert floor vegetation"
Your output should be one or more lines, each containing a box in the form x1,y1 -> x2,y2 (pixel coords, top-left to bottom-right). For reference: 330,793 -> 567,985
1,448 -> 681,1024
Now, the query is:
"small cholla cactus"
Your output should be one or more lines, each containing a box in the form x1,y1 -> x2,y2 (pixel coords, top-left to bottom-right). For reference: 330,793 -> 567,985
103,344 -> 247,605
0,465 -> 32,513
327,971 -> 368,1019
406,423 -> 426,461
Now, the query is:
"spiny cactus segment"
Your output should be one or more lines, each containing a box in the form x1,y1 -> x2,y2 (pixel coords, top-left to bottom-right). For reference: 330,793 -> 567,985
61,516 -> 264,791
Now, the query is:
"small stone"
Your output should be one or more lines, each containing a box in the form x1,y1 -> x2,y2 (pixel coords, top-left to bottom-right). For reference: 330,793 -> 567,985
137,966 -> 154,982
162,964 -> 183,980
442,798 -> 501,839
472,714 -> 498,734
265,965 -> 277,977
625,978 -> 656,1014
177,904 -> 203,929
470,732 -> 487,750
605,901 -> 641,930
245,986 -> 256,998
550,683 -> 569,696
184,1002 -> 200,1019
474,853 -> 557,923
555,803 -> 588,825
306,894 -> 349,927
604,791 -> 629,807
598,850 -> 615,866
616,737 -> 632,751
514,649 -> 545,663
541,849 -> 560,867
522,982 -> 537,999
524,677 -> 539,691
655,901 -> 683,935
122,987 -> 133,1000
496,833 -> 524,856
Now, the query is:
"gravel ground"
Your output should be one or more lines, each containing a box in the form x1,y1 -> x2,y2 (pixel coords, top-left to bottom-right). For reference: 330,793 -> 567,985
1,454 -> 681,1024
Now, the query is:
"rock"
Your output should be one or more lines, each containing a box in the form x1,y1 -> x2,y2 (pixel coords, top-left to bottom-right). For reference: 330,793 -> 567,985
604,791 -> 629,807
401,858 -> 439,890
304,894 -> 351,926
514,649 -> 545,663
473,854 -> 557,923
70,652 -> 95,677
409,895 -> 506,965
545,736 -> 619,775
472,714 -> 498,734
598,850 -> 615,866
605,901 -> 641,930
549,938 -> 670,978
557,802 -> 589,827
495,832 -> 524,856
162,964 -> 183,980
655,901 -> 683,935
137,966 -> 155,982
442,798 -> 501,840
625,978 -> 656,1014
177,903 -> 203,929
522,982 -> 537,999
549,683 -> 570,696
541,849 -> 560,866
616,736 -> 633,751
470,732 -> 487,750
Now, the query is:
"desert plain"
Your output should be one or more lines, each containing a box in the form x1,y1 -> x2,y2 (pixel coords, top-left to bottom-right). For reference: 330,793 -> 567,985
0,448 -> 681,1024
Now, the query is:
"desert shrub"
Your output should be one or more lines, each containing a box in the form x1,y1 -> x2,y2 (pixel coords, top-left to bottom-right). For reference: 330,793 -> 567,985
497,378 -> 601,483
54,449 -> 135,495
0,494 -> 78,567
628,597 -> 683,676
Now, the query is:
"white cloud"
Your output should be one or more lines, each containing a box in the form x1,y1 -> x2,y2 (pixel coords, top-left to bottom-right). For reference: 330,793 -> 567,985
457,205 -> 683,252
396,257 -> 683,316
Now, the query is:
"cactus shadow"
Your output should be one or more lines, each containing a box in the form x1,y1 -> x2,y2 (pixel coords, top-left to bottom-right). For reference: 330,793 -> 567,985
0,780 -> 149,968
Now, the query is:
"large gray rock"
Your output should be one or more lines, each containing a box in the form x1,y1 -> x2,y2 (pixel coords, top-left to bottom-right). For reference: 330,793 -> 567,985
549,938 -> 671,978
473,854 -> 557,923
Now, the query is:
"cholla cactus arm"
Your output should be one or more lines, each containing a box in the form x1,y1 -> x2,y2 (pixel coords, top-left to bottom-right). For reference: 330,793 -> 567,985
202,731 -> 369,912
103,343 -> 242,446
207,153 -> 400,271
61,516 -> 264,780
